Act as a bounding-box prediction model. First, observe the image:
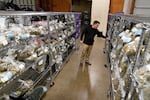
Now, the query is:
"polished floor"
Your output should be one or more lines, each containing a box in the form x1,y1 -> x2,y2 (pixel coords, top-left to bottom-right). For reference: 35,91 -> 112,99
43,37 -> 110,100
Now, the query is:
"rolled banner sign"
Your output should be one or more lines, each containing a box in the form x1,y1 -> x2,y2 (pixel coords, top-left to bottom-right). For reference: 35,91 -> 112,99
25,86 -> 48,100
121,36 -> 132,43
0,71 -> 13,83
6,33 -> 15,40
132,27 -> 143,36
20,34 -> 30,40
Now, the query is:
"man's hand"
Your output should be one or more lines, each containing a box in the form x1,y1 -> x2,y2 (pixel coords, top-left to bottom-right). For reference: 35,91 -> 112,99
80,41 -> 83,43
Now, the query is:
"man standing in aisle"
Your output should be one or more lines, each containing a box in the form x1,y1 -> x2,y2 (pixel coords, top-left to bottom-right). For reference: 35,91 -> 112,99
80,20 -> 106,66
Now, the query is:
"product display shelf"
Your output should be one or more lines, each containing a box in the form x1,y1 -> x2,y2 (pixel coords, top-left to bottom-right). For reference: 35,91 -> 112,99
0,41 -> 18,51
0,53 -> 49,95
127,25 -> 150,100
106,16 -> 130,99
51,51 -> 74,81
50,37 -> 75,76
0,11 -> 81,99
134,29 -> 150,69
31,63 -> 53,89
105,15 -> 116,100
132,29 -> 150,100
143,30 -> 150,65
126,74 -> 143,100
106,14 -> 150,100
0,43 -> 32,86
0,67 -> 39,95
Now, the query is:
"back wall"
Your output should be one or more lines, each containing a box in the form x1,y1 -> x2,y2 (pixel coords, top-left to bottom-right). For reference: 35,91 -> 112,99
91,0 -> 110,35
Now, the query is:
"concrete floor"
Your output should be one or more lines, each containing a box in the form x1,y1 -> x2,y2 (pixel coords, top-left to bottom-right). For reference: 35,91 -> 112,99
43,37 -> 110,100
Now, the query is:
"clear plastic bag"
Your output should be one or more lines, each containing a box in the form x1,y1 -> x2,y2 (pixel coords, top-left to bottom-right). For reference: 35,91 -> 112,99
123,37 -> 140,56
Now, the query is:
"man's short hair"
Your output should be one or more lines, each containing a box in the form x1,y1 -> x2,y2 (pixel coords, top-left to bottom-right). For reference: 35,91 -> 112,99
93,20 -> 100,24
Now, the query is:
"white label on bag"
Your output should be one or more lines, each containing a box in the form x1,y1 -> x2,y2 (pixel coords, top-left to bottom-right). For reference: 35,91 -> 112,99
38,60 -> 44,65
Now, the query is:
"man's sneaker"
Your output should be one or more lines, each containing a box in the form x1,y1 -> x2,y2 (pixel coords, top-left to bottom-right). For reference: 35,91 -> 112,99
80,62 -> 83,66
85,61 -> 91,65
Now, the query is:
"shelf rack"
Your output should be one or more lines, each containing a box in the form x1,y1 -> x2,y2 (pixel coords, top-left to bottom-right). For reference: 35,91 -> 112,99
105,14 -> 150,100
0,11 -> 81,99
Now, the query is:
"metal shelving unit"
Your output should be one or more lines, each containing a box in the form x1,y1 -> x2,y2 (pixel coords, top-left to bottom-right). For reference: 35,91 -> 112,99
0,11 -> 81,99
105,14 -> 150,100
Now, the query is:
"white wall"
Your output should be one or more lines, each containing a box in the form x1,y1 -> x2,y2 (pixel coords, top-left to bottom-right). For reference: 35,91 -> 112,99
91,0 -> 110,35
134,0 -> 150,16
123,0 -> 150,16
123,0 -> 133,14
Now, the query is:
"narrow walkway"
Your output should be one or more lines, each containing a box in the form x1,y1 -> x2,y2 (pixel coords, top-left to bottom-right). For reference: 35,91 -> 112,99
43,37 -> 110,100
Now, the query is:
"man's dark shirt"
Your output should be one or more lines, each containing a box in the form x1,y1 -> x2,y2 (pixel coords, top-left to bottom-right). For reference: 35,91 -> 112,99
80,25 -> 106,45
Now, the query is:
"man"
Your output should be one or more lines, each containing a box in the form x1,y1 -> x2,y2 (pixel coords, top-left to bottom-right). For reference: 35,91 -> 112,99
80,20 -> 106,66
